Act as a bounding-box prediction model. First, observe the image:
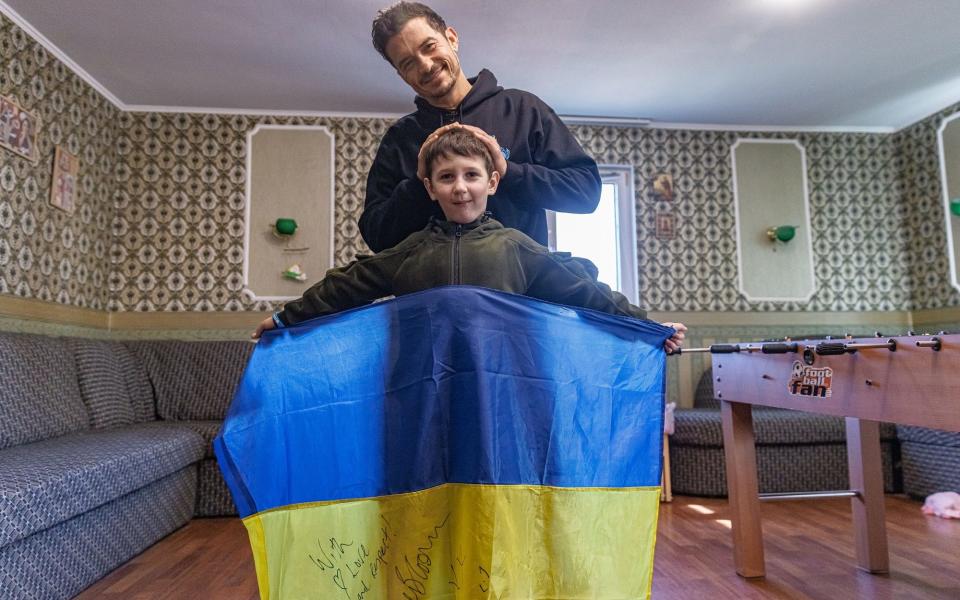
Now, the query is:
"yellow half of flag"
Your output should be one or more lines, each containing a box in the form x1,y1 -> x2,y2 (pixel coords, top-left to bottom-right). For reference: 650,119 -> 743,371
245,483 -> 661,600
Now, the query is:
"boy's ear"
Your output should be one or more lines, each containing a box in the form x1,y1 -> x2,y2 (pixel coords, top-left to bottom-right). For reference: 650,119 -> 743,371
487,170 -> 500,195
423,177 -> 438,201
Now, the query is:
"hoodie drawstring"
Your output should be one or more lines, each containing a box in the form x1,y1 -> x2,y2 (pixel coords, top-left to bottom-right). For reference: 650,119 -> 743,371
440,104 -> 464,128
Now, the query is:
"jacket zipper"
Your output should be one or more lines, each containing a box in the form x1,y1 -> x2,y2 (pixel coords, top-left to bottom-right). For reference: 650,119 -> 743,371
452,225 -> 462,284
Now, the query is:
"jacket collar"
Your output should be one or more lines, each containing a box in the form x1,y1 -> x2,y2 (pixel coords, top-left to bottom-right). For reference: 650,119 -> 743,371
428,212 -> 500,235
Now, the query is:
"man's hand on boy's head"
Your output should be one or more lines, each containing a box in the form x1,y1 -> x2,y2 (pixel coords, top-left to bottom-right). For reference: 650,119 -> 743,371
251,315 -> 276,340
416,123 -> 508,182
661,322 -> 687,354
417,123 -> 463,181
453,124 -> 507,177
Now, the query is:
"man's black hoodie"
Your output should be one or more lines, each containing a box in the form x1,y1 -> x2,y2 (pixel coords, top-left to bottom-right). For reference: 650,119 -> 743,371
360,70 -> 601,252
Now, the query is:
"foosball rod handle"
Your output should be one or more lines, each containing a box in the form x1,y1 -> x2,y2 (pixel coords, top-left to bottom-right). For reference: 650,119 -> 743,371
815,339 -> 897,355
915,337 -> 942,351
760,342 -> 799,354
668,344 -> 742,355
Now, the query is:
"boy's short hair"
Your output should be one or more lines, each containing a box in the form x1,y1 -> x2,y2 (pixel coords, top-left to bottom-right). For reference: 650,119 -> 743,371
372,2 -> 447,64
423,129 -> 496,179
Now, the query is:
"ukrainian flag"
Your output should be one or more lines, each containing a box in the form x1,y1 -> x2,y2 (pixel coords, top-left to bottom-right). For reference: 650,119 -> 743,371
215,286 -> 669,599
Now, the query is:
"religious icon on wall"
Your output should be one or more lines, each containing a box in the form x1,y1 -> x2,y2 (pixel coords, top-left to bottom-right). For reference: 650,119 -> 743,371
650,172 -> 674,202
655,211 -> 676,240
50,146 -> 79,214
0,95 -> 40,162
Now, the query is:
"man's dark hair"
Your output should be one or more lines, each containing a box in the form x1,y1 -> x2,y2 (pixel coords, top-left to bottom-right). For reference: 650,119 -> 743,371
372,2 -> 447,64
423,129 -> 495,179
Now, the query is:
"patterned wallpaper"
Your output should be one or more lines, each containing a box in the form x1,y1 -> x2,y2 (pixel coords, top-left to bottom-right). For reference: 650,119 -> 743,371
110,113 -> 387,312
574,128 -> 908,312
0,12 -> 959,319
0,15 -> 117,310
109,118 -> 910,314
894,100 -> 960,310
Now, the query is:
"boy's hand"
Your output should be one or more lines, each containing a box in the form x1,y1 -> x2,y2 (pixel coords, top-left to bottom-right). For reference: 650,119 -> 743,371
661,322 -> 687,354
251,315 -> 276,340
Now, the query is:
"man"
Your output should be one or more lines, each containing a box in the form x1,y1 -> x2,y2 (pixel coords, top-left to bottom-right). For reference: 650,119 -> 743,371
360,1 -> 602,252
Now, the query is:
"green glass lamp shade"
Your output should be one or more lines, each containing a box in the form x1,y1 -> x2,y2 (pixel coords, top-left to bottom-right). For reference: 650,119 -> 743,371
767,225 -> 797,243
951,198 -> 960,217
274,218 -> 298,236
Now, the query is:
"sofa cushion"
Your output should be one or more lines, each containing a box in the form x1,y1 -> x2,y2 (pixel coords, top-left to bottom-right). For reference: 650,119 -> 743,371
0,333 -> 89,450
0,467 -> 197,600
672,407 -> 898,447
693,367 -> 719,409
196,459 -> 237,517
900,439 -> 960,499
896,425 -> 960,447
0,422 -> 204,548
69,339 -> 149,428
126,341 -> 253,421
177,420 -> 222,458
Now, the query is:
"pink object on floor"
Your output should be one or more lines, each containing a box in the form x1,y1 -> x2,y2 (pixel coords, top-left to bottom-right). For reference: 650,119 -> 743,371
921,492 -> 960,519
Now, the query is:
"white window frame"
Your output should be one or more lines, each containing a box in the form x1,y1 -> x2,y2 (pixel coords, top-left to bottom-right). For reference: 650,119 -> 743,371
547,164 -> 639,304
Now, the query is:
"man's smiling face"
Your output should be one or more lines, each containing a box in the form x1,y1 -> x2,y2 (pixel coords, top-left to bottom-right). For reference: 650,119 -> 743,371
385,17 -> 463,107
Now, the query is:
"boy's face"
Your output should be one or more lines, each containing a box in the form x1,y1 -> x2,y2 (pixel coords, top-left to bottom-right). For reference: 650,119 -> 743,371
424,154 -> 499,224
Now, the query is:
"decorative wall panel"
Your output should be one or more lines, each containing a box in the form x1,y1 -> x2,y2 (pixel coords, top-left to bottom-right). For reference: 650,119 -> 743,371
896,100 -> 960,310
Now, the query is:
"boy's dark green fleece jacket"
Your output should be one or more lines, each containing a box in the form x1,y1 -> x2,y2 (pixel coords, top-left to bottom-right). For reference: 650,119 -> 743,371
277,216 -> 646,327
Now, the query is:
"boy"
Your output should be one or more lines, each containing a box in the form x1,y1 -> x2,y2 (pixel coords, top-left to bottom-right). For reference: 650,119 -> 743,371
254,128 -> 685,351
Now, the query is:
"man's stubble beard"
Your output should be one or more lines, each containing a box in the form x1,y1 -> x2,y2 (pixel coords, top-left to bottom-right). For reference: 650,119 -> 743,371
425,58 -> 462,105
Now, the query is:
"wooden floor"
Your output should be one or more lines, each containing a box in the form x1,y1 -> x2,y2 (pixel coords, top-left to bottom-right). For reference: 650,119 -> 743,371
76,495 -> 960,599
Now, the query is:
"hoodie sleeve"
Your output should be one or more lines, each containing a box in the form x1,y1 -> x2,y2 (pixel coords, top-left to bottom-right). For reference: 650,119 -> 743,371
359,128 -> 437,252
498,97 -> 601,214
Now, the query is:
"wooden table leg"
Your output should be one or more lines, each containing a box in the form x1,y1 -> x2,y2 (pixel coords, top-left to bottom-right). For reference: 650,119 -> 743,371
721,400 -> 765,578
662,433 -> 673,503
845,418 -> 889,573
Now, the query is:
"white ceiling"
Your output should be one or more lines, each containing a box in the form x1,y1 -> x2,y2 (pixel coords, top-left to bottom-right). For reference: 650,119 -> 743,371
6,0 -> 960,130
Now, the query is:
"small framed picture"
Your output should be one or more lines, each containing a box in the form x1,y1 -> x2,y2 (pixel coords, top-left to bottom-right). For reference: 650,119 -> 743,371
0,95 -> 40,162
50,146 -> 79,214
655,211 -> 676,240
650,172 -> 674,202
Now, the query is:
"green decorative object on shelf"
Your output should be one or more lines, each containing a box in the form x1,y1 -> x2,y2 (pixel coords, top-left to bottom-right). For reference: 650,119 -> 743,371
950,198 -> 960,217
274,218 -> 298,236
281,263 -> 307,282
766,225 -> 797,243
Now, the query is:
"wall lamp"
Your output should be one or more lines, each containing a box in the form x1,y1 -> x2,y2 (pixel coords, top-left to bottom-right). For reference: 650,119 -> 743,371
766,225 -> 797,243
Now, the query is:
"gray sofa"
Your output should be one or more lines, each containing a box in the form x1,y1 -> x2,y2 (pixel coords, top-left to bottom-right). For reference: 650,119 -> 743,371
0,331 -> 251,600
897,425 -> 960,499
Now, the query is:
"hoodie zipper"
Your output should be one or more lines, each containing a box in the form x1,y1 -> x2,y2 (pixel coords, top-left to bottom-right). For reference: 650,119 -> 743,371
451,225 -> 462,284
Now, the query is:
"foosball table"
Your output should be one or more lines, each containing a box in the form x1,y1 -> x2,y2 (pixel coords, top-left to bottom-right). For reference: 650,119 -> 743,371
678,332 -> 960,578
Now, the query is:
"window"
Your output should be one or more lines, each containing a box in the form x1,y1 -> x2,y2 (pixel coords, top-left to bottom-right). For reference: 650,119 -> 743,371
547,165 -> 638,303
